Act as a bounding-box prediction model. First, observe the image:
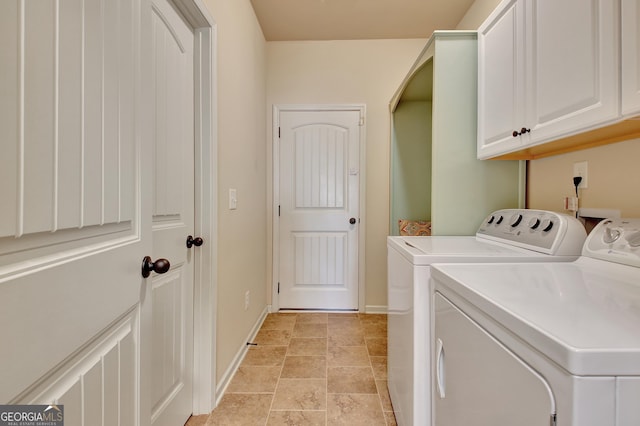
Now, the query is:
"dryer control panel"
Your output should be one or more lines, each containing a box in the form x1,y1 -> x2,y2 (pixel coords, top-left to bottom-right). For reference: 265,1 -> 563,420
476,209 -> 587,256
583,218 -> 640,267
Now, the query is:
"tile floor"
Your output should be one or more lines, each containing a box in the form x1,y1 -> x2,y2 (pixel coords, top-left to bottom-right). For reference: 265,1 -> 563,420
186,312 -> 396,425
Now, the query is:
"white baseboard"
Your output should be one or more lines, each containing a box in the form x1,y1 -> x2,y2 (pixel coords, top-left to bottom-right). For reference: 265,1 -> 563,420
214,306 -> 269,406
364,305 -> 388,314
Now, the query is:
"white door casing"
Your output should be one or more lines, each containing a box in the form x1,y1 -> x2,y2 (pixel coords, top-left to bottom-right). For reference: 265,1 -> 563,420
274,106 -> 365,311
148,0 -> 194,424
0,0 -> 148,421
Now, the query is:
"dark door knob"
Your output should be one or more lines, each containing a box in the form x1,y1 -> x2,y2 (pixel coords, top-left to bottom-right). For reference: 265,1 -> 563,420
186,235 -> 204,248
141,256 -> 171,278
349,218 -> 357,225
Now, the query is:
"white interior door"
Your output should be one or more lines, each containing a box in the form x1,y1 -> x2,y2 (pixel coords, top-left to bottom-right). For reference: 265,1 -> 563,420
0,0 -> 147,421
278,109 -> 361,310
149,0 -> 195,424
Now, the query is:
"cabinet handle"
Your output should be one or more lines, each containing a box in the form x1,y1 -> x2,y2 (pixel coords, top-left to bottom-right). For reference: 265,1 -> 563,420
436,338 -> 446,399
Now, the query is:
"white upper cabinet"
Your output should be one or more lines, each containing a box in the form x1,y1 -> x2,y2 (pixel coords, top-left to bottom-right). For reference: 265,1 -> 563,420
478,0 -> 620,159
477,0 -> 526,158
622,0 -> 640,116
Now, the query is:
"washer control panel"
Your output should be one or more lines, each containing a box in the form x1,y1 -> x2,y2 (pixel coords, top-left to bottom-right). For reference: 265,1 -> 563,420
583,218 -> 640,267
477,209 -> 587,255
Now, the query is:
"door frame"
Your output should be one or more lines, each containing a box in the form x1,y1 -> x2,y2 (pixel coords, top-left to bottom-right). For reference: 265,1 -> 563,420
271,104 -> 367,312
155,0 -> 218,416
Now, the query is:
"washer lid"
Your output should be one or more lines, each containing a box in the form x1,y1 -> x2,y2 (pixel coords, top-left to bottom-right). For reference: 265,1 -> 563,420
387,236 -> 560,265
432,258 -> 640,376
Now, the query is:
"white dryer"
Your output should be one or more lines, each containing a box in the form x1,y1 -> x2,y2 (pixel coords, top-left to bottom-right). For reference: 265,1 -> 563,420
387,209 -> 587,426
431,217 -> 640,426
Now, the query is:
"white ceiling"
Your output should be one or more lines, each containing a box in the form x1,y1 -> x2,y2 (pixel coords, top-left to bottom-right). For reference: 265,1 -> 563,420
250,0 -> 477,41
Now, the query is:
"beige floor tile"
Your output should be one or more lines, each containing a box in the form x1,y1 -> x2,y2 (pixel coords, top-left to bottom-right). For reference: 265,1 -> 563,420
226,365 -> 281,393
327,366 -> 377,394
295,313 -> 328,324
184,414 -> 208,426
203,313 -> 394,424
272,378 -> 327,410
328,330 -> 365,347
281,356 -> 327,378
292,322 -> 328,338
366,337 -> 387,356
359,314 -> 387,325
362,321 -> 387,338
242,345 -> 287,366
385,410 -> 398,426
327,345 -> 371,367
370,356 -> 388,380
262,314 -> 297,330
254,329 -> 292,345
267,410 -> 326,425
376,380 -> 393,412
329,312 -> 359,319
328,315 -> 362,328
287,337 -> 327,356
327,394 -> 386,426
205,393 -> 273,426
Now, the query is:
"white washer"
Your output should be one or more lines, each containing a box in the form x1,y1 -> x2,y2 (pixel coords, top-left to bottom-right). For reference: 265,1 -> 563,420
387,209 -> 587,426
431,218 -> 640,426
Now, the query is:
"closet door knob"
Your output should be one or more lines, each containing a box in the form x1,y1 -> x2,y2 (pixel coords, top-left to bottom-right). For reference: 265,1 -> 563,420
141,256 -> 171,278
349,218 -> 357,225
186,235 -> 204,248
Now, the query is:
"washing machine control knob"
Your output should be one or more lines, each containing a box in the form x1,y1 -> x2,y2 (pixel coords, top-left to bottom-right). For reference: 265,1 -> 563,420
495,215 -> 504,225
626,231 -> 640,247
603,227 -> 621,244
541,219 -> 554,232
510,214 -> 523,227
529,218 -> 541,229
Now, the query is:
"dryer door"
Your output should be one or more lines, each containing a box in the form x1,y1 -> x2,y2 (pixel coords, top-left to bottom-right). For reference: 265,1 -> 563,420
434,292 -> 555,426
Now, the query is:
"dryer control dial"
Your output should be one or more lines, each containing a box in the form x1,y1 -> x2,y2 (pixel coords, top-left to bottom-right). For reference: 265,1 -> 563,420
510,214 -> 523,227
541,219 -> 554,232
529,218 -> 541,229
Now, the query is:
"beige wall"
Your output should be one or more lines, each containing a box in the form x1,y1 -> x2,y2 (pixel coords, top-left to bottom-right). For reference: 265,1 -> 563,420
266,39 -> 426,310
201,0 -> 268,383
528,139 -> 640,217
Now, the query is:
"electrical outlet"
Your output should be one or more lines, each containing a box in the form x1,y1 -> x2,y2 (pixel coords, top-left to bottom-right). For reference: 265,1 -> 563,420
244,290 -> 250,311
573,161 -> 588,189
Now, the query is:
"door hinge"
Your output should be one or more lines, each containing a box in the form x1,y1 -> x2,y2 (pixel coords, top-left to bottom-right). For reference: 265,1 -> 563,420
278,127 -> 281,138
359,116 -> 364,126
278,205 -> 280,216
277,282 -> 280,294
550,414 -> 556,426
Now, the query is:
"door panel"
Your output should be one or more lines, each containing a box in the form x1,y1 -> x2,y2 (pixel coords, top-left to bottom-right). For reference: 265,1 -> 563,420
0,0 -> 145,405
150,0 -> 195,424
278,110 -> 360,310
434,292 -> 555,426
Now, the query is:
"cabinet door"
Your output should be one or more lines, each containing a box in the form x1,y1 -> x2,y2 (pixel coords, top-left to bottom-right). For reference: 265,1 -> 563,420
622,0 -> 640,116
477,0 -> 526,159
434,293 -> 555,426
528,0 -> 619,142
